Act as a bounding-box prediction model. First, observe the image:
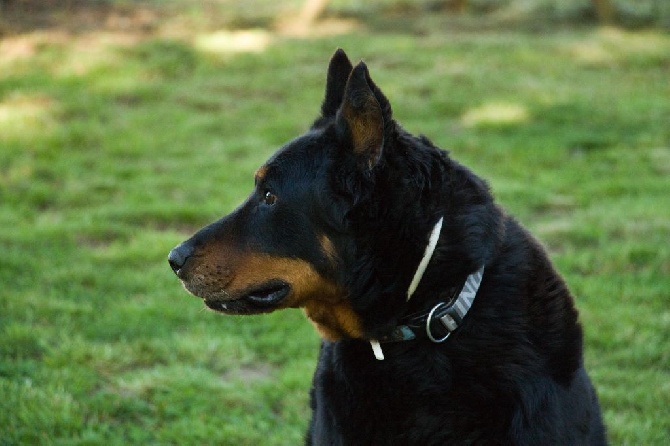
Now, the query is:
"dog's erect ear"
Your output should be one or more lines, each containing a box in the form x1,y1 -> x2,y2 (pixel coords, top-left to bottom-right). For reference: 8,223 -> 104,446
321,49 -> 354,118
336,62 -> 384,169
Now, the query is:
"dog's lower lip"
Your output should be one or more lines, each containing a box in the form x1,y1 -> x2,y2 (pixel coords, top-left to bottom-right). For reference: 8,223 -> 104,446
245,282 -> 290,306
204,281 -> 290,313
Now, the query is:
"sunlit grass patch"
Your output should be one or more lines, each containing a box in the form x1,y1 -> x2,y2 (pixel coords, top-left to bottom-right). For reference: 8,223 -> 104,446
194,29 -> 272,54
461,101 -> 529,128
562,27 -> 670,68
0,93 -> 58,142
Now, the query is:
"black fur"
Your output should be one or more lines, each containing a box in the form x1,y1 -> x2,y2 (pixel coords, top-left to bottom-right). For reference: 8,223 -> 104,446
169,49 -> 607,445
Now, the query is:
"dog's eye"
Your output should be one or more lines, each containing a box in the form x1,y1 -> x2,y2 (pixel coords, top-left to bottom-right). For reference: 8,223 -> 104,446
262,190 -> 277,206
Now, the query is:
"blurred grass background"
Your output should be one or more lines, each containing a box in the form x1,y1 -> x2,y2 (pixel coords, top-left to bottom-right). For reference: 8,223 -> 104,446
1,0 -> 669,444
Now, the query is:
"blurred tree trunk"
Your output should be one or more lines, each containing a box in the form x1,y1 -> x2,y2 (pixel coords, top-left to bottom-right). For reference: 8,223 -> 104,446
428,0 -> 468,13
591,0 -> 615,24
298,0 -> 330,26
447,0 -> 467,13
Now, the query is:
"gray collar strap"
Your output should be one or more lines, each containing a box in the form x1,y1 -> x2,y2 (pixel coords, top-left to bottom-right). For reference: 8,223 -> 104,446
424,265 -> 484,343
369,217 -> 485,360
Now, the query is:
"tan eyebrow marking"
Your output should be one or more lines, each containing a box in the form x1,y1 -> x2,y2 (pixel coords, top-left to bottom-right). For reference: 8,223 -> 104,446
254,165 -> 268,183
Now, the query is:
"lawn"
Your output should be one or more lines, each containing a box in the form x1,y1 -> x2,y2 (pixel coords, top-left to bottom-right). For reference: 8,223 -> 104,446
1,1 -> 669,444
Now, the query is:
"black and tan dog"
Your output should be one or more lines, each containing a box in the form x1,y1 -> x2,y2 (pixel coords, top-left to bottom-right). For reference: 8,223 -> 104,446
168,49 -> 606,445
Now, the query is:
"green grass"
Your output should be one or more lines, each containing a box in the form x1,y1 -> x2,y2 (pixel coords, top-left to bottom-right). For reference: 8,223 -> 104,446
1,2 -> 669,444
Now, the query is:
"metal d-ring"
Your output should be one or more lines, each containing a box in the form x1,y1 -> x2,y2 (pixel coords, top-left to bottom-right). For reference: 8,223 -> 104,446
426,302 -> 451,343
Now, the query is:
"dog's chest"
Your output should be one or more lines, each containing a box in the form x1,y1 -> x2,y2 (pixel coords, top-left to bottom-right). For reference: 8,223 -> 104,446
309,343 -> 469,445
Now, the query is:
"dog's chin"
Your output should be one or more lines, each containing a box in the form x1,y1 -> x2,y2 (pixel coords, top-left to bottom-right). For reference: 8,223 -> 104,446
201,281 -> 291,315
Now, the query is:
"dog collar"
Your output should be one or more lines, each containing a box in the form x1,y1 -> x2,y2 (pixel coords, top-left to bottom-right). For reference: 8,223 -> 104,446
380,265 -> 485,344
369,217 -> 485,360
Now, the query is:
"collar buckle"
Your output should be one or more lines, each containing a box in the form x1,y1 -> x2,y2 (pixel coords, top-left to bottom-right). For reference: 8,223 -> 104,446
426,302 -> 451,343
425,302 -> 461,343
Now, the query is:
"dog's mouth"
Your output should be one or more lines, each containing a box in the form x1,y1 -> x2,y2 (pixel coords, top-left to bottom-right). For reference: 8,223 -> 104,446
203,280 -> 291,315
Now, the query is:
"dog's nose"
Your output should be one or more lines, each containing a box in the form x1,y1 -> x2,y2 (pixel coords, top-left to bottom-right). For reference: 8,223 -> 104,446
168,242 -> 194,275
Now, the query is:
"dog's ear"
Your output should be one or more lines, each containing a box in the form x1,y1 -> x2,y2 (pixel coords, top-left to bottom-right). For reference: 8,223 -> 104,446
321,49 -> 354,118
336,62 -> 385,169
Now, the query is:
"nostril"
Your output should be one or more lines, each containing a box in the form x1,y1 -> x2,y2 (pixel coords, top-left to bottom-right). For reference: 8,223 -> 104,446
168,243 -> 193,275
168,256 -> 182,274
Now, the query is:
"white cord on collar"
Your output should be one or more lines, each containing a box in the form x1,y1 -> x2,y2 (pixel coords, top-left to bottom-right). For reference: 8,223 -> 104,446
370,217 -> 444,360
370,340 -> 385,360
407,217 -> 444,301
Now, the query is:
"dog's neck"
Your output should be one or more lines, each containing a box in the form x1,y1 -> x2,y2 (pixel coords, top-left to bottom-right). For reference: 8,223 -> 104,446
369,218 -> 484,360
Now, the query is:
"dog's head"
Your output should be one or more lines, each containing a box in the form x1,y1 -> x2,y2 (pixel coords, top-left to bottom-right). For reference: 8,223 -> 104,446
168,49 -> 501,341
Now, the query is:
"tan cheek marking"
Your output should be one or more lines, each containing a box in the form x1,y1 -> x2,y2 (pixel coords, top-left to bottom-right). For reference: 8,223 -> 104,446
230,253 -> 363,341
303,301 -> 363,341
227,254 -> 335,303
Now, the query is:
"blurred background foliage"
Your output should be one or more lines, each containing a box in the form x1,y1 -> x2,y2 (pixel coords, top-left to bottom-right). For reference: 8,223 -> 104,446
1,0 -> 670,34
